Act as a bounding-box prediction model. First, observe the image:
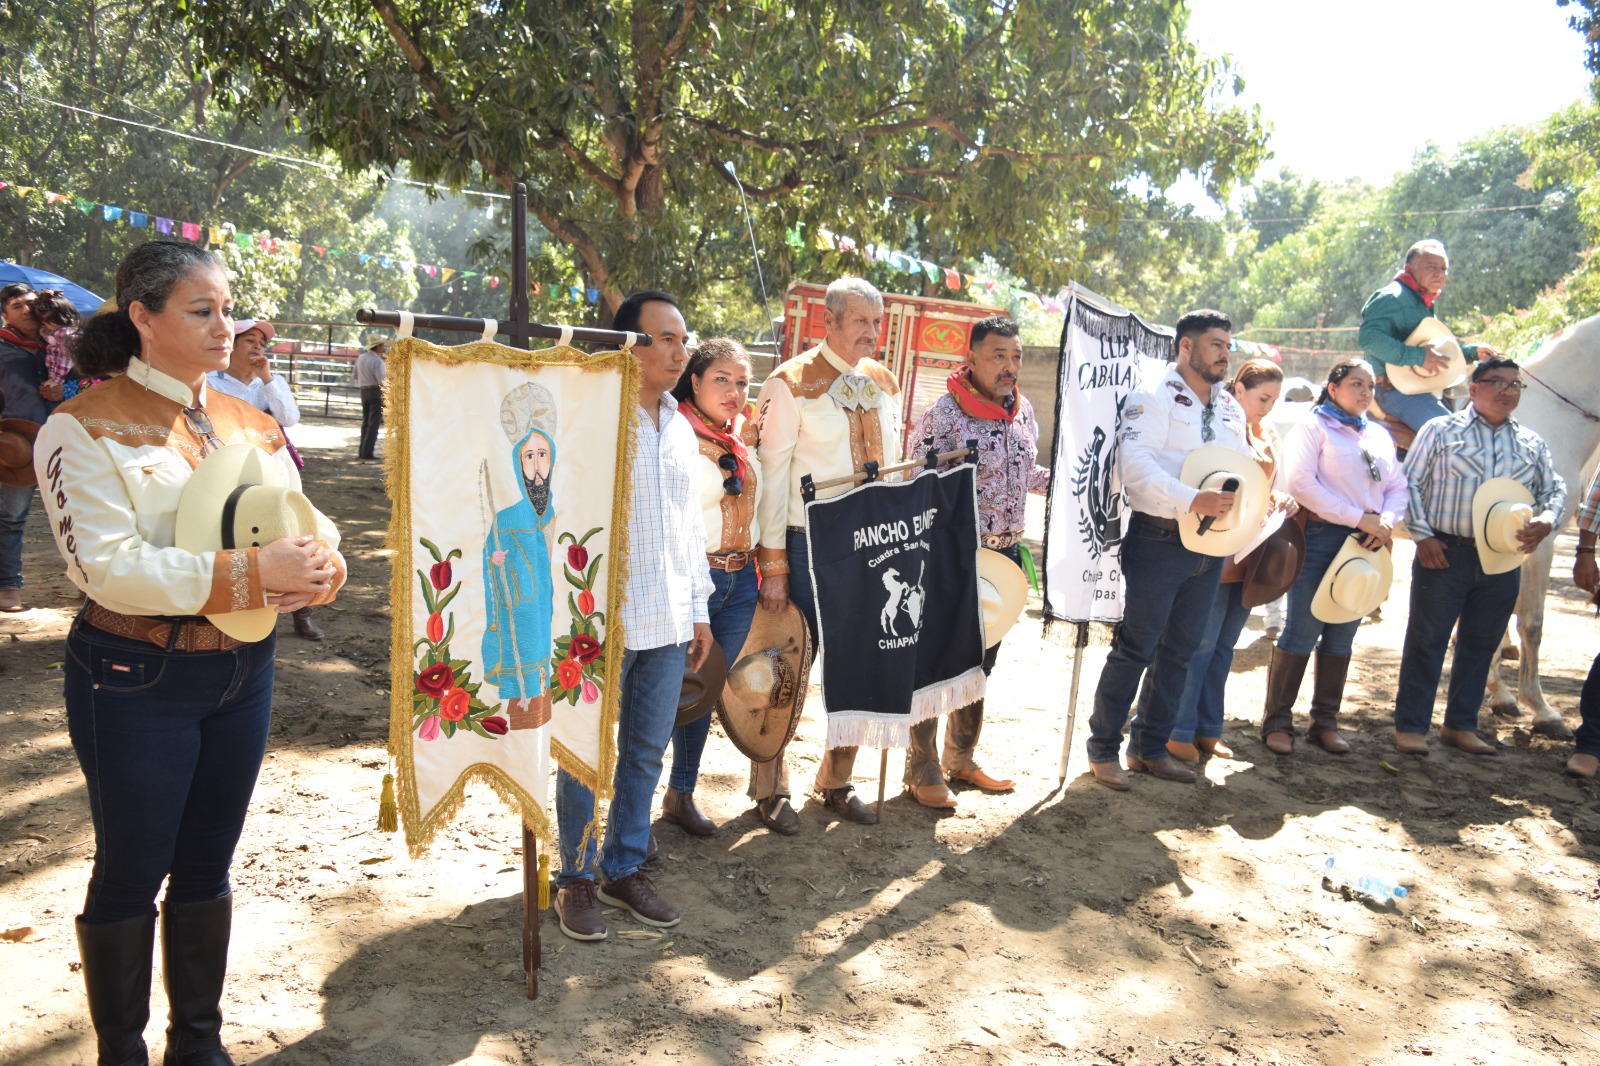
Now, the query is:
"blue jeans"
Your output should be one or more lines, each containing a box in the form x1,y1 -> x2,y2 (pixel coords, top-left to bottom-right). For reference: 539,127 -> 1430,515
1393,536 -> 1520,734
1376,378 -> 1449,434
1278,520 -> 1365,656
669,563 -> 758,793
784,528 -> 818,637
0,482 -> 33,590
1089,516 -> 1223,763
65,616 -> 276,924
556,642 -> 686,886
1577,650 -> 1600,759
1166,580 -> 1252,744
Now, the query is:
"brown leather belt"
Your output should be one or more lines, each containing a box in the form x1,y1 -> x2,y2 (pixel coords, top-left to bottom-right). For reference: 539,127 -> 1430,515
83,602 -> 247,652
981,531 -> 1024,550
1132,512 -> 1180,532
707,551 -> 751,572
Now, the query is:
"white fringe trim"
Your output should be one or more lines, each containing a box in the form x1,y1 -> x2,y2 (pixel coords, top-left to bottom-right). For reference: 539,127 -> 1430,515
823,665 -> 987,750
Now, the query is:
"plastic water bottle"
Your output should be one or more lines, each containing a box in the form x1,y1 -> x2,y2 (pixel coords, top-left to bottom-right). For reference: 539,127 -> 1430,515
1323,856 -> 1408,903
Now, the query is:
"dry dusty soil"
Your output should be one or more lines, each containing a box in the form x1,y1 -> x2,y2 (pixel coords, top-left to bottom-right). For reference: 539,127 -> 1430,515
3,418 -> 1599,1065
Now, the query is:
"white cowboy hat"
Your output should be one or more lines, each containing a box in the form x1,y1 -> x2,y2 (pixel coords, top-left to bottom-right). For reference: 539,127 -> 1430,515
1472,477 -> 1536,576
976,549 -> 1028,649
1177,445 -> 1271,557
1385,317 -> 1467,396
175,443 -> 317,642
1310,535 -> 1395,624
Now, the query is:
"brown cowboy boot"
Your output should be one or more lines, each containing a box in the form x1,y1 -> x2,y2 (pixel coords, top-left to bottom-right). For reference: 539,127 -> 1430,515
1261,647 -> 1310,755
1309,652 -> 1352,753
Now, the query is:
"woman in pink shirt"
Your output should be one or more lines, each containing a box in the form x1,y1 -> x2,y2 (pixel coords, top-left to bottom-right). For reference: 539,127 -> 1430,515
1263,358 -> 1407,755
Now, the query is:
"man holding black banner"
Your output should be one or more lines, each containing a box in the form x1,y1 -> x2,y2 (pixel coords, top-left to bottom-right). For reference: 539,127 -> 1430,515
1086,309 -> 1250,790
908,315 -> 1048,804
752,276 -> 903,826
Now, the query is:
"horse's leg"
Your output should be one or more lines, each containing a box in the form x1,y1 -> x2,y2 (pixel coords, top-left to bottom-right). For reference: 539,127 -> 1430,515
1518,541 -> 1572,737
1486,639 -> 1515,716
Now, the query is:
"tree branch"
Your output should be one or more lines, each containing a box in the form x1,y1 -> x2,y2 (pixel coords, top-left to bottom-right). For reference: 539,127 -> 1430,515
534,129 -> 623,199
369,0 -> 457,127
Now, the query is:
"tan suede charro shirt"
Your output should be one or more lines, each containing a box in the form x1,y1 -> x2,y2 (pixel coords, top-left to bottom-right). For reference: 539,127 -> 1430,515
752,341 -> 902,575
33,357 -> 345,620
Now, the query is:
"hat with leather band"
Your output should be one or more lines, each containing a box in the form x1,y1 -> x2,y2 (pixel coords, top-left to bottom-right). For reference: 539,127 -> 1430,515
1310,535 -> 1394,625
1472,477 -> 1536,576
715,602 -> 812,763
1177,445 -> 1272,558
1385,317 -> 1467,395
175,443 -> 317,642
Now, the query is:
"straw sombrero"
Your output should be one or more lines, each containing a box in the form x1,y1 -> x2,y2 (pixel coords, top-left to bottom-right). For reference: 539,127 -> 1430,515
1310,536 -> 1394,624
174,443 -> 318,641
1177,445 -> 1271,557
715,603 -> 812,764
976,549 -> 1028,648
1472,477 -> 1536,576
1385,317 -> 1467,395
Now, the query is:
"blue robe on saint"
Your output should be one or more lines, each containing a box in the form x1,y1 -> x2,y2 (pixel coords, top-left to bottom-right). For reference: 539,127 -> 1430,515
481,427 -> 555,699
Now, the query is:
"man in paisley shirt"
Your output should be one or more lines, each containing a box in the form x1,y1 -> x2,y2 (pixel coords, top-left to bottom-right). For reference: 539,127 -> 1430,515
906,316 -> 1049,805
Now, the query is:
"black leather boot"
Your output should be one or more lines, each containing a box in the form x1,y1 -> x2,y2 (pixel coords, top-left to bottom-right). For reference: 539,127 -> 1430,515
76,913 -> 155,1066
160,893 -> 235,1066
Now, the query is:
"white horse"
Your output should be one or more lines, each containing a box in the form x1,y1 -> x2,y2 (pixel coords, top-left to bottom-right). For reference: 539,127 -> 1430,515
1481,317 -> 1600,736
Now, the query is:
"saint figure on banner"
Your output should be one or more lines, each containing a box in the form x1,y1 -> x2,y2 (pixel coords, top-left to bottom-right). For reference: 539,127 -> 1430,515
482,383 -> 559,731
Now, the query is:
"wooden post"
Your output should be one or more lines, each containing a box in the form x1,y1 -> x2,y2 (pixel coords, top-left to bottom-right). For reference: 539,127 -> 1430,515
1057,622 -> 1089,786
522,827 -> 540,999
876,749 -> 889,816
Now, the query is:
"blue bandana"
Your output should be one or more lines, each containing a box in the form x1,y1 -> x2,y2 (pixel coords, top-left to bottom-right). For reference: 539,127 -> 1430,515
1313,401 -> 1367,432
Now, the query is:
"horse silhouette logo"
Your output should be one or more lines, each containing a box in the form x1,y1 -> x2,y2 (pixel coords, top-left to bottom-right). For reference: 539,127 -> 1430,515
880,561 -> 928,636
1072,399 -> 1127,560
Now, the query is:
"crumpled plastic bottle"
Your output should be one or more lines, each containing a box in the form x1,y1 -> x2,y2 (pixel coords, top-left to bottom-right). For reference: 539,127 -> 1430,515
1323,855 -> 1409,904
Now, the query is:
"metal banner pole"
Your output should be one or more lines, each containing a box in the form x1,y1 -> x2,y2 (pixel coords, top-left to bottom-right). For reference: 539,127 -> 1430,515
1057,622 -> 1089,786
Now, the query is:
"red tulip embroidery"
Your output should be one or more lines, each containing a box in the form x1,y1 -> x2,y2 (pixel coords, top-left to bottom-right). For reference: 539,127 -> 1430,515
411,537 -> 506,741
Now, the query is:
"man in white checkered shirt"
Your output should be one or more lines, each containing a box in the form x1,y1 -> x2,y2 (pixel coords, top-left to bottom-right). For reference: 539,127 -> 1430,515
553,291 -> 714,943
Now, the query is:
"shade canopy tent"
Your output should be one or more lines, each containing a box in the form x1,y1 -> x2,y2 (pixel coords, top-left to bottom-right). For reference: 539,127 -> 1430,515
0,262 -> 105,315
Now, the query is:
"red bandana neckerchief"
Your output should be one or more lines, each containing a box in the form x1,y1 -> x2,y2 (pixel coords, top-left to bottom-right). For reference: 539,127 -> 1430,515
1393,269 -> 1438,309
0,326 -> 42,353
947,366 -> 1018,422
680,402 -> 750,483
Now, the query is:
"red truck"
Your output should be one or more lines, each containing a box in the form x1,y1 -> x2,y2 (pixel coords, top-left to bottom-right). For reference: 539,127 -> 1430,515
778,281 -> 1005,448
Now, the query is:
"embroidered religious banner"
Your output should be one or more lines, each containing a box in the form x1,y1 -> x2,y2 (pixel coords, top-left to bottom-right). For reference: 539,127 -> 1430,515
386,338 -> 637,853
804,464 -> 985,749
1043,286 -> 1173,624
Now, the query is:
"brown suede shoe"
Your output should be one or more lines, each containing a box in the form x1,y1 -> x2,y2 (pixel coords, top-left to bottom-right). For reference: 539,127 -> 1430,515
291,607 -> 323,641
947,767 -> 1015,792
1195,737 -> 1234,759
907,782 -> 958,809
1312,730 -> 1350,754
1089,761 -> 1130,791
756,796 -> 801,835
662,789 -> 717,837
1126,753 -> 1197,783
555,880 -> 607,941
819,787 -> 878,825
1394,731 -> 1431,755
1565,753 -> 1598,778
598,871 -> 681,928
1264,731 -> 1294,755
1440,727 -> 1498,755
0,588 -> 22,612
1166,740 -> 1201,764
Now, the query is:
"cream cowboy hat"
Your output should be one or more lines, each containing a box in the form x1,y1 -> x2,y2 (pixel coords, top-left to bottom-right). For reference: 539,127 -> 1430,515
1310,535 -> 1395,625
976,549 -> 1028,649
715,603 -> 812,764
1472,477 -> 1536,576
175,443 -> 318,642
1177,446 -> 1271,557
1385,317 -> 1467,396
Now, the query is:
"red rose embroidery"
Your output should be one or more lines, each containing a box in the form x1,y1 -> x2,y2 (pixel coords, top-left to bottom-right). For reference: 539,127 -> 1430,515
566,544 -> 589,571
439,688 -> 469,721
429,561 -> 453,590
570,633 -> 603,665
416,663 -> 454,698
481,716 -> 508,735
556,657 -> 583,690
577,589 -> 595,616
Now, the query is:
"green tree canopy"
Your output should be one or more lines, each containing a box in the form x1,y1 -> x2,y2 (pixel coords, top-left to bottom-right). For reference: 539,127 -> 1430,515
173,0 -> 1268,316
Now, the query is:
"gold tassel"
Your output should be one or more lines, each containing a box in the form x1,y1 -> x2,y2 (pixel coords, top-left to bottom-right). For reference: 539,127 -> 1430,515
377,773 -> 398,833
537,853 -> 551,911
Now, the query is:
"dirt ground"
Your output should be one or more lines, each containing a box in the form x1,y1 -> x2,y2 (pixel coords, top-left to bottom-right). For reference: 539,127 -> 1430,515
4,417 -> 1600,1066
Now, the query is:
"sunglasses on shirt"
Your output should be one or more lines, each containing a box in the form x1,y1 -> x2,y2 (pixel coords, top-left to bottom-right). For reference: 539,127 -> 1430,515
183,407 -> 224,453
718,452 -> 743,497
1360,448 -> 1381,483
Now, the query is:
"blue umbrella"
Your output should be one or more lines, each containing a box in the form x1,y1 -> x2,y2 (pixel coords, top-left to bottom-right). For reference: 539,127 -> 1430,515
0,262 -> 105,315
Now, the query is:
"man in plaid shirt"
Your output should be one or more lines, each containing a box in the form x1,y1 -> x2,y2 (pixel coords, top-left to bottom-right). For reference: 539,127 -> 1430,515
1568,469 -> 1600,778
1393,357 -> 1566,756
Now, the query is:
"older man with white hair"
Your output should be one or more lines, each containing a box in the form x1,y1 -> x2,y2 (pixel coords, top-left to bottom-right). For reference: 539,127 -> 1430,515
1359,238 -> 1502,433
750,276 -> 903,830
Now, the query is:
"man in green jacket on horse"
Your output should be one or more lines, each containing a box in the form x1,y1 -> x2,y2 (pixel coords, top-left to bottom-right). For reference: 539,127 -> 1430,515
1360,238 -> 1503,433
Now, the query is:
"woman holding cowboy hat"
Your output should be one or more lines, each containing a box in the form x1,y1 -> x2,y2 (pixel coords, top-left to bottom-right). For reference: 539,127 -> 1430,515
33,240 -> 344,1066
1263,357 -> 1407,755
1164,358 -> 1301,763
660,338 -> 788,835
